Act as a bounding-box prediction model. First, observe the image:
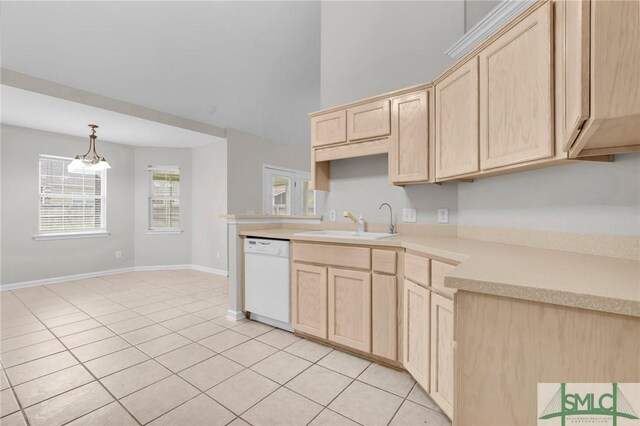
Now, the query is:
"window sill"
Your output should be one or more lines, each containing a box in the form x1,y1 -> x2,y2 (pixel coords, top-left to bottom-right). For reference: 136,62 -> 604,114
146,229 -> 183,235
33,231 -> 111,241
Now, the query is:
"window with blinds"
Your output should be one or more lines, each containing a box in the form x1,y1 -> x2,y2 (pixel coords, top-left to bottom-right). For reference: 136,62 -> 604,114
39,155 -> 107,234
148,166 -> 180,231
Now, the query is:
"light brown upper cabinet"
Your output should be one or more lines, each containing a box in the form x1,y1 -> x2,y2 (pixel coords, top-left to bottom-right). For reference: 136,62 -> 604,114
311,110 -> 347,148
479,2 -> 554,170
554,0 -> 590,153
328,268 -> 371,352
390,90 -> 431,184
567,0 -> 640,157
347,99 -> 391,141
435,58 -> 480,180
292,263 -> 327,339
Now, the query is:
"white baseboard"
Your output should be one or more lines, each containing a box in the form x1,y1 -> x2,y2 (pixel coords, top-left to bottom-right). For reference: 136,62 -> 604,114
133,264 -> 194,272
227,309 -> 246,321
1,264 -> 229,291
191,264 -> 229,277
0,267 -> 136,291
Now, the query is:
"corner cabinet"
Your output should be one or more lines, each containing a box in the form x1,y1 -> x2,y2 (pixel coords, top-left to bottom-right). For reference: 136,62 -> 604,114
402,252 -> 457,421
430,293 -> 454,419
389,89 -> 432,185
479,2 -> 554,170
403,279 -> 431,391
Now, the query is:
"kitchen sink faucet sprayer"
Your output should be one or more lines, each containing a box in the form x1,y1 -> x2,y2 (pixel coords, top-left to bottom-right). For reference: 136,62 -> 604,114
379,203 -> 395,234
343,211 -> 366,233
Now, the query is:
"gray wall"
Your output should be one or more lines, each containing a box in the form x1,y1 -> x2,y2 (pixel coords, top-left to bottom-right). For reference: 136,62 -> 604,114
1,125 -> 135,284
319,1 -> 461,223
458,154 -> 640,236
192,140 -> 228,272
134,147 -> 192,267
317,155 -> 458,226
226,129 -> 310,214
320,1 -> 463,107
465,0 -> 500,31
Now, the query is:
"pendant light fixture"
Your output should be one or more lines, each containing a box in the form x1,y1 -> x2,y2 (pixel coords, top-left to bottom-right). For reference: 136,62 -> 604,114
67,124 -> 111,173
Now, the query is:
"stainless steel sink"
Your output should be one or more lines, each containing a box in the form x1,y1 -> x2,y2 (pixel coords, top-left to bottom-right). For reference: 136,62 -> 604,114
293,230 -> 397,240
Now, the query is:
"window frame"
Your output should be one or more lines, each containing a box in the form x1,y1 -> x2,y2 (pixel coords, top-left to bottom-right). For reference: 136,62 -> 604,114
262,165 -> 316,216
35,154 -> 109,240
147,165 -> 182,234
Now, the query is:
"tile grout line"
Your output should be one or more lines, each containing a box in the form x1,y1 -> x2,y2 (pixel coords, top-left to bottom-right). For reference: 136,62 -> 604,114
5,271 -> 235,425
9,283 -> 146,426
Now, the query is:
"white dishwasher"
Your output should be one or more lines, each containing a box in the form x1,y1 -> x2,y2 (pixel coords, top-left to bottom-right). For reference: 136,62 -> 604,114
244,238 -> 292,331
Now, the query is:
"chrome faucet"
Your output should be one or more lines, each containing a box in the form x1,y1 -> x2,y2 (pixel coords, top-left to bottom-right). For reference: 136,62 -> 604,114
343,211 -> 365,233
379,203 -> 395,234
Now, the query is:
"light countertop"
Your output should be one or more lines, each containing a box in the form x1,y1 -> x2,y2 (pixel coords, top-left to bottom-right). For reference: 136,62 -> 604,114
239,228 -> 640,317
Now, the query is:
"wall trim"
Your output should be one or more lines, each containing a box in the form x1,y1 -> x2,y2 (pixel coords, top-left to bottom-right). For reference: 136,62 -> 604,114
227,309 -> 246,321
1,264 -> 229,291
446,0 -> 534,59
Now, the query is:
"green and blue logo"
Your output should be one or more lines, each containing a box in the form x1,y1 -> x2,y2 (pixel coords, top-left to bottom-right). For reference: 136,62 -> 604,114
539,383 -> 639,426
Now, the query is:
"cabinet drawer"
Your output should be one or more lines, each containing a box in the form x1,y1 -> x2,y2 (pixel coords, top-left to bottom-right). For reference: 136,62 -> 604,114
372,249 -> 396,274
405,252 -> 430,286
431,260 -> 456,299
347,99 -> 391,141
293,243 -> 371,270
312,110 -> 347,147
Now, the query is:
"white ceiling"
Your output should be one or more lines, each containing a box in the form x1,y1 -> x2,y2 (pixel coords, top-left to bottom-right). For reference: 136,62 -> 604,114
1,85 -> 223,148
0,1 -> 321,148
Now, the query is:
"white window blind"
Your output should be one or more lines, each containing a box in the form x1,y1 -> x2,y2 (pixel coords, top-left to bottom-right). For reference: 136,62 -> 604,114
39,155 -> 107,234
148,166 -> 180,230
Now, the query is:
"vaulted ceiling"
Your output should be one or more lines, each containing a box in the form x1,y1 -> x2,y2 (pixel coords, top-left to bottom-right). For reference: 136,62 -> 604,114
1,1 -> 321,148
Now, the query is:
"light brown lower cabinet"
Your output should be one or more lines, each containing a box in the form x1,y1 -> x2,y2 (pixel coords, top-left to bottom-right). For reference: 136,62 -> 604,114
292,263 -> 327,339
371,273 -> 397,360
430,293 -> 454,419
328,268 -> 372,352
403,279 -> 431,392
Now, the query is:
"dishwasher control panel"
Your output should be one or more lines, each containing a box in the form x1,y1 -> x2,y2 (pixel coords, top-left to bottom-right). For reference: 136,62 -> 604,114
244,238 -> 290,258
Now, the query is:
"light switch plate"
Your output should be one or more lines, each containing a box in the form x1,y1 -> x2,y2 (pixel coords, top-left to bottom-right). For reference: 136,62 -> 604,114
438,208 -> 449,224
329,209 -> 337,222
402,208 -> 417,223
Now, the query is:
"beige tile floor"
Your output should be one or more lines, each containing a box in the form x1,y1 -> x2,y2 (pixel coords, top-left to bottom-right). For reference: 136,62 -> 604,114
0,270 -> 450,426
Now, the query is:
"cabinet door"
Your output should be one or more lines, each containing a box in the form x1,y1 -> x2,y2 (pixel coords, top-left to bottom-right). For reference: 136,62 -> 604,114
403,279 -> 430,392
311,110 -> 347,147
389,90 -> 430,184
479,2 -> 554,170
430,293 -> 454,419
328,268 -> 371,352
372,273 -> 397,361
292,263 -> 327,339
555,0 -> 590,152
435,58 -> 480,179
347,100 -> 391,141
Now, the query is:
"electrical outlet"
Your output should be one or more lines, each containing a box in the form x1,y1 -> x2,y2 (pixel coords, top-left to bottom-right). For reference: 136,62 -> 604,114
329,209 -> 337,222
115,251 -> 122,259
437,208 -> 449,224
402,208 -> 417,223
216,251 -> 220,259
